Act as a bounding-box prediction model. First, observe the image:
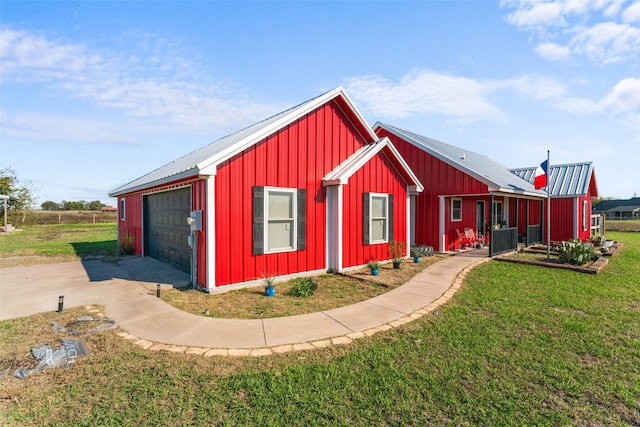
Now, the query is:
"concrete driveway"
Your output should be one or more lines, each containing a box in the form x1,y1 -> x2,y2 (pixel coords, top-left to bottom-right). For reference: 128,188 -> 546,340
0,252 -> 488,354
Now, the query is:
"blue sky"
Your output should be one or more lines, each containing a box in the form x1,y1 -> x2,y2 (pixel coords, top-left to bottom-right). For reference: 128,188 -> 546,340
1,0 -> 639,206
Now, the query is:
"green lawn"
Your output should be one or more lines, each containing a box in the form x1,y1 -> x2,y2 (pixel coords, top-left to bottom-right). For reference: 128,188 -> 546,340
0,231 -> 638,426
0,223 -> 117,264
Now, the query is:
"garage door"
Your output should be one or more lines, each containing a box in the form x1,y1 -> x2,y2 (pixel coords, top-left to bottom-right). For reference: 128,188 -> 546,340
145,188 -> 191,273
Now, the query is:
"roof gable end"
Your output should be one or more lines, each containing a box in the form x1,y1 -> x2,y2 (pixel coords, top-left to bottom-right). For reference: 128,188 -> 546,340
109,87 -> 376,197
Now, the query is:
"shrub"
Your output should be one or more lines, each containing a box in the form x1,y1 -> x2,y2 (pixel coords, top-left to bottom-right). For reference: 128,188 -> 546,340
388,241 -> 407,262
367,260 -> 381,269
410,245 -> 434,257
286,277 -> 318,298
554,239 -> 601,266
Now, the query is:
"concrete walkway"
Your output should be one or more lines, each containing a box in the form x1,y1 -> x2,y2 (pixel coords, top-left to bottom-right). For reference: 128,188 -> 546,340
0,252 -> 488,356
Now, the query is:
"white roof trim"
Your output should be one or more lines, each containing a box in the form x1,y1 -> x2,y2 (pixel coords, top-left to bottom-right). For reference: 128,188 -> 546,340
109,87 -> 378,196
322,137 -> 424,192
199,86 -> 377,175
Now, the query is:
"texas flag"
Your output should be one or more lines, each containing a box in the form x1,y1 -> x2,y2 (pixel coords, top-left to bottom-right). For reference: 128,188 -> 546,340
534,160 -> 548,189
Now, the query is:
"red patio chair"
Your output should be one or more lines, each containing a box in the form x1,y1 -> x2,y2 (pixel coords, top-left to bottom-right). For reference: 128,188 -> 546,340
456,228 -> 485,249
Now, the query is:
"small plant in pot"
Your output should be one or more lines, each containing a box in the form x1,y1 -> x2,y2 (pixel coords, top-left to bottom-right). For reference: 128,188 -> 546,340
262,274 -> 277,297
388,240 -> 406,269
367,260 -> 381,276
410,246 -> 423,263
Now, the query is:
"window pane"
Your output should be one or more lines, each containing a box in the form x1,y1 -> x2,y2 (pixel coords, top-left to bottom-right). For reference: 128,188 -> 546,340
269,192 -> 292,219
452,199 -> 461,221
371,219 -> 386,241
371,196 -> 386,218
268,220 -> 293,250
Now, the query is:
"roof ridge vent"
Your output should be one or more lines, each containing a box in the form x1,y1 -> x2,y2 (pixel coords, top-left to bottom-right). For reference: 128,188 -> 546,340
461,153 -> 466,160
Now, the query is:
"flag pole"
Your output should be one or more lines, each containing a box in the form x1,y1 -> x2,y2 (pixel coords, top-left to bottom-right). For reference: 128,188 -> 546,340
546,149 -> 551,260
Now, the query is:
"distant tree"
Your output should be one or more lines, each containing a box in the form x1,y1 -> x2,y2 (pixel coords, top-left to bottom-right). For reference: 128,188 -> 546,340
87,200 -> 105,211
0,166 -> 36,212
62,200 -> 86,211
41,200 -> 61,211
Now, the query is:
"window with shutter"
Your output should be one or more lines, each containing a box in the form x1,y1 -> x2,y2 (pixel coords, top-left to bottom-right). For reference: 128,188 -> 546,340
253,186 -> 306,254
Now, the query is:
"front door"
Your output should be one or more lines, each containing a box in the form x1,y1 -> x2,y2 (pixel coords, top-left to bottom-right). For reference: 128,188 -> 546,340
476,201 -> 485,236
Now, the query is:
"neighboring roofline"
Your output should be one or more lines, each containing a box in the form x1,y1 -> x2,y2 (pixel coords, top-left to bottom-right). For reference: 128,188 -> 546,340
374,122 -> 545,198
322,137 -> 424,192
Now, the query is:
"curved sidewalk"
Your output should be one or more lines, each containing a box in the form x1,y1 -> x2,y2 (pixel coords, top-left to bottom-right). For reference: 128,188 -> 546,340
0,253 -> 488,356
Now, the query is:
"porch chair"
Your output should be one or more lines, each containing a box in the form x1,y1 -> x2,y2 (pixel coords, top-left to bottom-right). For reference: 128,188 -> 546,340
456,228 -> 486,249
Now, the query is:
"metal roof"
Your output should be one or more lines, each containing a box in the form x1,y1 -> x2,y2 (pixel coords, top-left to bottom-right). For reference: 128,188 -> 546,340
510,162 -> 594,197
593,197 -> 640,212
109,87 -> 378,197
374,123 -> 546,198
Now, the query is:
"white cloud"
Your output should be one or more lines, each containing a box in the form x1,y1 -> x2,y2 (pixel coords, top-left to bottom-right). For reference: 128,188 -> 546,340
601,77 -> 640,111
345,70 -> 505,123
501,0 -> 640,65
345,69 -> 639,123
503,1 -> 567,33
571,21 -> 640,64
622,1 -> 640,22
0,110 -> 137,144
534,42 -> 572,60
0,28 -> 281,135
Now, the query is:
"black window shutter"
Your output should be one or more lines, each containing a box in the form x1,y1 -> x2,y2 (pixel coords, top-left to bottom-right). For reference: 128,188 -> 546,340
297,189 -> 306,250
253,186 -> 264,255
363,192 -> 370,245
388,194 -> 394,242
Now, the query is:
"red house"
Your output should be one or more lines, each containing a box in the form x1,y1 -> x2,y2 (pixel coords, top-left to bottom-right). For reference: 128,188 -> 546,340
374,123 -> 547,255
511,162 -> 599,242
109,88 -> 422,291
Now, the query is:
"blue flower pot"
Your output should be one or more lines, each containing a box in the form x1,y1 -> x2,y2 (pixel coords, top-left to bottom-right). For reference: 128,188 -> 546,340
371,268 -> 379,276
265,286 -> 275,297
413,256 -> 420,263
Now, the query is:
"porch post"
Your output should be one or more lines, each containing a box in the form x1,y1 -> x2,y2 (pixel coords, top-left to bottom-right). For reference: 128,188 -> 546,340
525,199 -> 530,245
489,194 -> 495,257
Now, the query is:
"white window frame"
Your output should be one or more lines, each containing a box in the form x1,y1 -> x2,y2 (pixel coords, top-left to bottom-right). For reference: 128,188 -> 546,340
582,200 -> 588,232
264,187 -> 297,254
119,198 -> 126,221
493,200 -> 503,226
369,193 -> 389,244
451,198 -> 462,222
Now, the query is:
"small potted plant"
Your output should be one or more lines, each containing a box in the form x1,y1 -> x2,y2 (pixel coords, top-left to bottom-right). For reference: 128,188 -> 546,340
591,234 -> 604,246
410,246 -> 422,263
367,260 -> 381,276
263,274 -> 276,297
388,240 -> 406,269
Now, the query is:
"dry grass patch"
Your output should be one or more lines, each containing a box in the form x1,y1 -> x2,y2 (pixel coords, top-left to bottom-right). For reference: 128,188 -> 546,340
161,255 -> 448,319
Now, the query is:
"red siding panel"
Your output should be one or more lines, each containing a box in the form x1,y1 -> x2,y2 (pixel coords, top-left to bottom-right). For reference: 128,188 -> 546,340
548,197 -> 575,242
214,100 -> 368,287
341,151 -> 409,268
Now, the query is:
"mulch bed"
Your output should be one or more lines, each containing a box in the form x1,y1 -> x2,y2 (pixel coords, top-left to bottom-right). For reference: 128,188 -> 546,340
494,242 -> 623,274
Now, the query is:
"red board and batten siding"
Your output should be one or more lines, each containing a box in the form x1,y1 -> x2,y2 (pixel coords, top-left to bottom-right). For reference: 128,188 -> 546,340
377,129 -> 489,251
214,101 -> 369,287
117,176 -> 208,285
341,151 -> 409,268
546,195 -> 592,242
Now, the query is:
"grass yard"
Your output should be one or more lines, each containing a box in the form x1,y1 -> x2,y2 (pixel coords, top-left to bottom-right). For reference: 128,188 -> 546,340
606,219 -> 640,232
0,231 -> 638,426
0,223 -> 117,267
